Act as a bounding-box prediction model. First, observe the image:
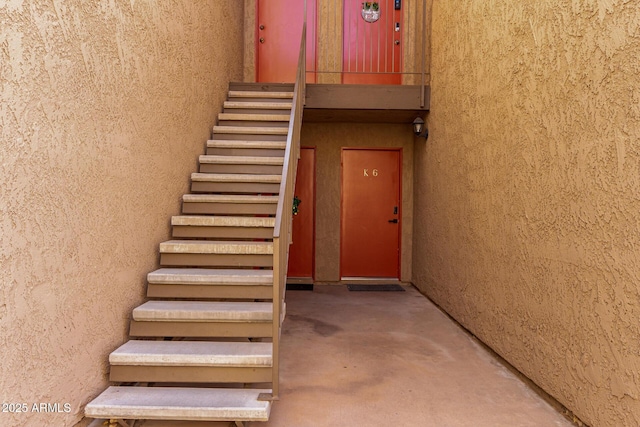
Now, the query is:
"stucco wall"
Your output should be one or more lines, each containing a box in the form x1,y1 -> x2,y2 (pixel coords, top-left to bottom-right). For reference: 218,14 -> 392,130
413,1 -> 640,426
0,1 -> 244,426
302,123 -> 413,282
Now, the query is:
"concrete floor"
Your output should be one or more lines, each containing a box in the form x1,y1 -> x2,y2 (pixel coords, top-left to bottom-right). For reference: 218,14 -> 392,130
261,284 -> 575,427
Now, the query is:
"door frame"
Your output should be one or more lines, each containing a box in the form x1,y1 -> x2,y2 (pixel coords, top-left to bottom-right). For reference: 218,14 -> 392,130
288,147 -> 317,279
255,0 -> 318,83
339,147 -> 402,279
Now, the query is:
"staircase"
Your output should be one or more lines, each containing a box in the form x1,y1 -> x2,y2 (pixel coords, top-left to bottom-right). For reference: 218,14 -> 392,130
85,83 -> 299,427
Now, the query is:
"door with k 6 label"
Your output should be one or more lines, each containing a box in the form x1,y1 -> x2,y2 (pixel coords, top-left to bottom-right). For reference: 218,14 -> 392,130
341,148 -> 401,278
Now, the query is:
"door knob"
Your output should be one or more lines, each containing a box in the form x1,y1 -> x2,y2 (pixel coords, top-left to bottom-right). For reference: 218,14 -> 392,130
259,24 -> 265,30
395,40 -> 400,45
260,37 -> 265,44
388,219 -> 399,223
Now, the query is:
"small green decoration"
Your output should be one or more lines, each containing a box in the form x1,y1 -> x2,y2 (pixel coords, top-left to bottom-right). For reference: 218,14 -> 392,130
292,196 -> 301,216
363,2 -> 380,11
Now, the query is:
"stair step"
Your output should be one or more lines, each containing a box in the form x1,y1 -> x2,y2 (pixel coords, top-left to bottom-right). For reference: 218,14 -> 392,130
130,301 -> 273,338
205,141 -> 286,158
182,194 -> 278,215
200,155 -> 284,166
190,173 -> 281,194
207,140 -> 287,150
218,113 -> 290,122
159,240 -> 273,268
108,341 -> 273,383
172,216 -> 275,228
199,155 -> 283,174
224,101 -> 292,110
148,268 -> 273,285
110,340 -> 272,367
171,216 -> 274,240
213,126 -> 288,135
146,268 -> 273,300
133,301 -> 273,322
85,387 -> 271,422
228,91 -> 293,99
191,173 -> 281,183
160,240 -> 273,255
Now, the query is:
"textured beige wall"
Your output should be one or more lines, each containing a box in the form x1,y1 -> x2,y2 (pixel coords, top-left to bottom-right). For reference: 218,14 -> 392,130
302,123 -> 413,282
413,1 -> 640,426
0,1 -> 244,426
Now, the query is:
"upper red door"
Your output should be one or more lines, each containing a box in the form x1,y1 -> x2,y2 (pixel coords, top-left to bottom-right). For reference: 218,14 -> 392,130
287,148 -> 316,279
257,0 -> 317,83
341,149 -> 401,278
342,0 -> 403,84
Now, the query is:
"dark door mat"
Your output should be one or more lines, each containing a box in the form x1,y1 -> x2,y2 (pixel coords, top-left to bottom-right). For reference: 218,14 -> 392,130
347,284 -> 405,292
286,283 -> 314,291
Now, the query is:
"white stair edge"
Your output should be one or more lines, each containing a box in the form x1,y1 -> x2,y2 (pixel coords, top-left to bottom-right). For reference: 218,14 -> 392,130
199,154 -> 284,165
132,301 -> 273,322
147,268 -> 273,285
85,387 -> 272,421
109,340 -> 272,367
228,90 -> 293,98
213,126 -> 288,135
191,173 -> 282,183
171,216 -> 275,228
223,101 -> 293,109
159,240 -> 273,255
207,139 -> 287,149
218,113 -> 290,121
182,194 -> 279,204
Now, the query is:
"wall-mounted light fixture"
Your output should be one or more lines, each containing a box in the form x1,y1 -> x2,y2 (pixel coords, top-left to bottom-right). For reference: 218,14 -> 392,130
412,117 -> 429,140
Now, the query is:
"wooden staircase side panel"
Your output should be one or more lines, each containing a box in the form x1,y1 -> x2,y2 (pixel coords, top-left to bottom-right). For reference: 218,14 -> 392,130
129,321 -> 273,338
110,365 -> 272,384
182,202 -> 277,216
147,283 -> 273,300
190,182 -> 281,194
205,147 -> 286,157
160,253 -> 274,268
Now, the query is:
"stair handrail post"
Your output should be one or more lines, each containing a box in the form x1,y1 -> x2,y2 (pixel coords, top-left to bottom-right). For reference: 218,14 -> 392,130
271,23 -> 306,401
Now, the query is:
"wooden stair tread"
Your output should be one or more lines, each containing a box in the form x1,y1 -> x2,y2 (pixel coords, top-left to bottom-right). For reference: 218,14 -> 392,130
132,301 -> 273,322
212,126 -> 288,135
85,387 -> 271,421
110,340 -> 272,367
160,240 -> 273,255
207,140 -> 287,149
182,194 -> 279,204
191,173 -> 281,183
148,268 -> 273,285
218,113 -> 290,122
228,90 -> 293,99
223,101 -> 292,109
171,216 -> 275,228
199,154 -> 284,165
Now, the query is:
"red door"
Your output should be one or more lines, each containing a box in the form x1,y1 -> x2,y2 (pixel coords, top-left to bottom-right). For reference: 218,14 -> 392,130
257,0 -> 317,83
288,148 -> 316,279
341,149 -> 401,278
342,0 -> 402,84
